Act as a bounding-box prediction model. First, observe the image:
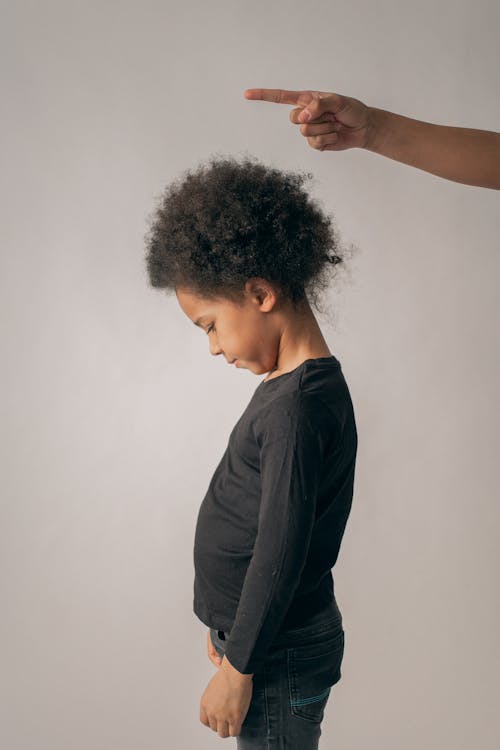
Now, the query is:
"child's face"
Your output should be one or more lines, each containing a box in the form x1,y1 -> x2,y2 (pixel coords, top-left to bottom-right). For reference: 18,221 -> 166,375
175,281 -> 281,375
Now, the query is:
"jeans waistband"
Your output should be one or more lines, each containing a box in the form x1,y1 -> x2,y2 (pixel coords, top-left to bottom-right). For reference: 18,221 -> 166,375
215,599 -> 343,648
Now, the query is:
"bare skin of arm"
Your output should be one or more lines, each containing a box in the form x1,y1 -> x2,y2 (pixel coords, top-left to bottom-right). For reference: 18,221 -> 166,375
366,106 -> 500,189
243,88 -> 500,190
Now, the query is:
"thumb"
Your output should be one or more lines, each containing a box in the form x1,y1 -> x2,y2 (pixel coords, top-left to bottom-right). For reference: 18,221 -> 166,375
299,92 -> 343,122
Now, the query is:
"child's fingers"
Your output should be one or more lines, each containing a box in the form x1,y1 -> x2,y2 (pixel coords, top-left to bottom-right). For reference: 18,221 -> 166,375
207,630 -> 223,666
207,630 -> 217,655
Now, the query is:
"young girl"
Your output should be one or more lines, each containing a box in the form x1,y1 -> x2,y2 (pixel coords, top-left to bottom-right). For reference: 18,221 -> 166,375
144,153 -> 358,749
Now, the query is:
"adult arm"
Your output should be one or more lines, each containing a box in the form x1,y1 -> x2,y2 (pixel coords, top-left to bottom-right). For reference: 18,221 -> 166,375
244,88 -> 500,190
366,107 -> 500,190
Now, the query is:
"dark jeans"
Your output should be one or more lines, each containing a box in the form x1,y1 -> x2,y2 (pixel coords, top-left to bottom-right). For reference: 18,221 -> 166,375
209,600 -> 345,749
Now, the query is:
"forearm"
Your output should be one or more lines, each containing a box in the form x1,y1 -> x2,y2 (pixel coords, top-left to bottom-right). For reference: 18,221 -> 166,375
365,107 -> 500,189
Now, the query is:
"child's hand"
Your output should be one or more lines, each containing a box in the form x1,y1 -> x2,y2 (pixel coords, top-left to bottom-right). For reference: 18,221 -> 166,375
243,88 -> 373,152
207,629 -> 222,668
200,655 -> 253,738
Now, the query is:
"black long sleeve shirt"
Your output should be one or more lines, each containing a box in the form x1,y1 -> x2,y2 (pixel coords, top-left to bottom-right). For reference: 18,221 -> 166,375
193,355 -> 357,675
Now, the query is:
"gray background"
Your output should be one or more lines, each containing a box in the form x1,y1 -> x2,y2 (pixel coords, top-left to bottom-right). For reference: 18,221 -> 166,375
1,1 -> 499,748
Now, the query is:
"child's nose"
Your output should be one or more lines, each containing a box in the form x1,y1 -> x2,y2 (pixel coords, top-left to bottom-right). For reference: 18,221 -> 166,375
210,343 -> 223,357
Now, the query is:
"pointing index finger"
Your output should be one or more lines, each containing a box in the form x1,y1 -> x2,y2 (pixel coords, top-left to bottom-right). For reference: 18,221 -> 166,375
243,88 -> 312,107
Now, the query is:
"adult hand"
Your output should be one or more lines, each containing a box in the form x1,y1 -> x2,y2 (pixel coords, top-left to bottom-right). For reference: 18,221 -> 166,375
207,629 -> 222,668
243,88 -> 373,152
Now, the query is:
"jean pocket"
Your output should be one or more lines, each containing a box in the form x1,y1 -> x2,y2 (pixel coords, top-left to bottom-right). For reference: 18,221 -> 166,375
287,628 -> 344,722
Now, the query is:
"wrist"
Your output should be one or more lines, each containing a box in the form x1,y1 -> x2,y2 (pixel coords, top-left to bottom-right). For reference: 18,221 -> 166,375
364,106 -> 388,153
221,655 -> 254,680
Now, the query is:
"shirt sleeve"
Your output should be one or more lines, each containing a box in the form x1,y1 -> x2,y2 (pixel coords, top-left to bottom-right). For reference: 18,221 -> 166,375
223,392 -> 332,675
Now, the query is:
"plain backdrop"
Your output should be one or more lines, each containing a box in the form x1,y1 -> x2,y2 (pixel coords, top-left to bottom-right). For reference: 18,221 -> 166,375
1,1 -> 499,748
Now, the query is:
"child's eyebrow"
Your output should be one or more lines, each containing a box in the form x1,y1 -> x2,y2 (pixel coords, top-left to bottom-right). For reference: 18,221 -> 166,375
193,317 -> 206,327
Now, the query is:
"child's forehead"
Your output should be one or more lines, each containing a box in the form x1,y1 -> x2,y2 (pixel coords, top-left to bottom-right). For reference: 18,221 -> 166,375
176,287 -> 239,319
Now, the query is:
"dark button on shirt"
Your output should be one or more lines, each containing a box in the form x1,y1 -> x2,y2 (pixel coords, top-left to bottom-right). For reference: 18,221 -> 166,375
193,355 -> 358,674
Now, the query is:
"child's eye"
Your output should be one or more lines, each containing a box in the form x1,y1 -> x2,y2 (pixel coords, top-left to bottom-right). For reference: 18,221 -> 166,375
206,323 -> 215,335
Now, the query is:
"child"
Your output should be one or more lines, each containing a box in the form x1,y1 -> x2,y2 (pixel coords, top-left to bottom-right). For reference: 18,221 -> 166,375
244,87 -> 500,190
144,153 -> 358,748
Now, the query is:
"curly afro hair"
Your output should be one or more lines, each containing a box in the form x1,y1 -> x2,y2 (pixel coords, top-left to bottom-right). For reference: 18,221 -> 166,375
144,152 -> 355,318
